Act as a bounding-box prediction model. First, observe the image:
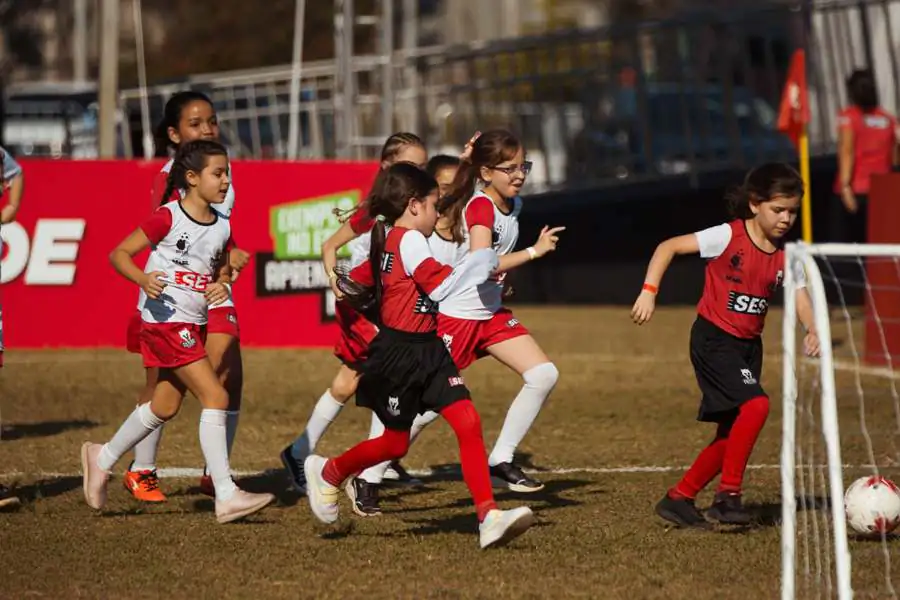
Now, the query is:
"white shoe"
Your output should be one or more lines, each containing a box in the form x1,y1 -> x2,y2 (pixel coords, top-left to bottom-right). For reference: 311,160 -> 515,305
215,488 -> 275,524
81,442 -> 110,510
304,455 -> 340,524
479,507 -> 535,549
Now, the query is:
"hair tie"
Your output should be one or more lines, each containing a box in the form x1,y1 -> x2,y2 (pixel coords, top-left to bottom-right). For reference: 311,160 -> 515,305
375,214 -> 386,223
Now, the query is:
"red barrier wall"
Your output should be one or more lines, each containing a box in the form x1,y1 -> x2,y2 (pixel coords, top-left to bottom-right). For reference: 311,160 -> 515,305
865,173 -> 900,365
1,159 -> 380,349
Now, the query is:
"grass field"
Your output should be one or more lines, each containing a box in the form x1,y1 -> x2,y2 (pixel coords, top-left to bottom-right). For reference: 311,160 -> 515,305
1,307 -> 898,599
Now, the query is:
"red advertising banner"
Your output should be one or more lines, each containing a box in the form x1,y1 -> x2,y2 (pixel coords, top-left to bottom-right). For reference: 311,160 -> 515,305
1,159 -> 380,348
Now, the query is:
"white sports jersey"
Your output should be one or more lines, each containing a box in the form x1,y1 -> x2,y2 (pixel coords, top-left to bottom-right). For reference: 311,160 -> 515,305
139,201 -> 232,325
435,193 -> 522,320
427,232 -> 464,268
348,231 -> 372,269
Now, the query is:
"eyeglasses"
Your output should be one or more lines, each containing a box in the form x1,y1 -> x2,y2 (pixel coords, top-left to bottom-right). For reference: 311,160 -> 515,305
491,161 -> 532,176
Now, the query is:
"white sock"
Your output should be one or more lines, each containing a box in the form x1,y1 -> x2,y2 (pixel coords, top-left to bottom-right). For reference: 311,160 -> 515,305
98,404 -> 166,472
131,404 -> 164,471
290,390 -> 343,460
199,409 -> 238,501
488,362 -> 559,467
368,410 -> 385,439
226,410 -> 240,457
360,411 -> 439,484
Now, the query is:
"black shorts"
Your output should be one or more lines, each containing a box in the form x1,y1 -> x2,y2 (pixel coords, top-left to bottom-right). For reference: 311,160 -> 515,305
356,327 -> 470,430
690,316 -> 766,423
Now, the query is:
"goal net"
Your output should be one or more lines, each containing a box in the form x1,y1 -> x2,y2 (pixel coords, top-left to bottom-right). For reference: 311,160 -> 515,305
782,242 -> 900,600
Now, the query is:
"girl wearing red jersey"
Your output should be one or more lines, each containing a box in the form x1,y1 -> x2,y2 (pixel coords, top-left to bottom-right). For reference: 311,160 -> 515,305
280,133 -> 428,490
82,141 -> 274,523
124,92 -> 249,503
631,163 -> 821,528
303,162 -> 534,548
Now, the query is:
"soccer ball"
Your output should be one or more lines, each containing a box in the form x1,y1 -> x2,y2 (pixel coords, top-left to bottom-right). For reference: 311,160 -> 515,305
844,475 -> 900,536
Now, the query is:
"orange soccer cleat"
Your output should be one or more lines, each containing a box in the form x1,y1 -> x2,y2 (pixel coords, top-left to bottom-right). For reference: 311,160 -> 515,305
123,468 -> 167,503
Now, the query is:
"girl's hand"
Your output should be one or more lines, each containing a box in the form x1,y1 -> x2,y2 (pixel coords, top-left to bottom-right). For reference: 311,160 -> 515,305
459,131 -> 481,162
142,271 -> 167,299
532,226 -> 565,258
841,187 -> 858,214
0,203 -> 18,225
205,282 -> 231,306
230,248 -> 251,272
804,331 -> 821,357
631,290 -> 657,325
329,272 -> 344,300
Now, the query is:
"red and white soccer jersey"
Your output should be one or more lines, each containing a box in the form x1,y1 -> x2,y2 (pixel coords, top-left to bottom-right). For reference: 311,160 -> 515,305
137,201 -> 231,368
436,193 -> 521,320
349,227 -> 499,333
695,220 -> 806,339
334,204 -> 379,365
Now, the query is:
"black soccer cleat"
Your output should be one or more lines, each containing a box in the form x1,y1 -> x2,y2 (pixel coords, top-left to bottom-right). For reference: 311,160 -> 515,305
655,494 -> 712,529
706,491 -> 752,525
0,483 -> 21,510
489,462 -> 545,493
345,477 -> 382,517
280,445 -> 307,493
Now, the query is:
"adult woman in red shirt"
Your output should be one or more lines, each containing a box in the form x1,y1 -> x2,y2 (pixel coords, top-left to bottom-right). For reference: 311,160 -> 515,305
834,69 -> 899,243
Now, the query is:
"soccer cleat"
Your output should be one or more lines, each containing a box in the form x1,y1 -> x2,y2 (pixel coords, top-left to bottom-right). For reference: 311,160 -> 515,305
81,442 -> 110,510
382,460 -> 423,487
479,507 -> 535,549
280,445 -> 307,493
304,455 -> 340,524
215,488 -> 275,524
198,473 -> 215,498
344,477 -> 382,517
706,491 -> 752,525
123,467 -> 167,502
489,462 -> 545,493
0,483 -> 21,510
655,493 -> 712,529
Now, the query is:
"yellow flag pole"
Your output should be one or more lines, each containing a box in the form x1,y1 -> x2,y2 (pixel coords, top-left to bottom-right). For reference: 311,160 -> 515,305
799,127 -> 813,242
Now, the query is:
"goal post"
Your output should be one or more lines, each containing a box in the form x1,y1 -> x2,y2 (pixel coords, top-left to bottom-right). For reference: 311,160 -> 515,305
782,241 -> 852,600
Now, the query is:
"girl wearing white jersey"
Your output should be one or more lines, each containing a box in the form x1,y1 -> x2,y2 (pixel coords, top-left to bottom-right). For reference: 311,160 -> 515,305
349,131 -> 564,511
124,92 -> 248,502
82,140 -> 274,523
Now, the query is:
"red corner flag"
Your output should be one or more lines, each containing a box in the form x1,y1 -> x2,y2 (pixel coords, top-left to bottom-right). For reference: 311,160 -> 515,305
777,49 -> 809,147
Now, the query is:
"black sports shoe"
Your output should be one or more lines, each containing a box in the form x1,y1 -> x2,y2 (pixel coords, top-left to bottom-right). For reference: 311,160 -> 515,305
280,445 -> 307,493
344,477 -> 382,517
0,483 -> 20,510
489,462 -> 545,493
655,493 -> 711,529
382,460 -> 423,487
706,491 -> 752,525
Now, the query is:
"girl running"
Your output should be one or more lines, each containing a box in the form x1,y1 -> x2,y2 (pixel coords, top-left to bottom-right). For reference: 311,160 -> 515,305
631,162 -> 820,527
346,130 -> 564,515
81,140 -> 274,523
124,91 -> 247,502
303,162 -> 535,548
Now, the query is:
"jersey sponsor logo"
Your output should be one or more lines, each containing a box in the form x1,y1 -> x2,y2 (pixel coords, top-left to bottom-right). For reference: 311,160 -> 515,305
381,252 -> 395,273
727,291 -> 769,315
506,317 -> 520,328
176,233 -> 191,257
257,191 -> 362,322
173,271 -> 213,292
414,292 -> 439,314
448,376 -> 465,387
0,219 -> 86,285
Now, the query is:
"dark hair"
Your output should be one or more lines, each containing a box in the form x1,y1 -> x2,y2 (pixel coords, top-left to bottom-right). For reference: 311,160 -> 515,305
426,154 -> 461,178
725,162 -> 804,219
439,129 -> 522,243
338,163 -> 438,318
847,69 -> 879,112
160,140 -> 229,205
380,132 -> 425,164
153,91 -> 215,154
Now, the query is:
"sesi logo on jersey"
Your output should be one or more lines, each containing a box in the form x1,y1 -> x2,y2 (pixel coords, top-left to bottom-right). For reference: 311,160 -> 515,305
727,291 -> 769,316
173,271 -> 212,292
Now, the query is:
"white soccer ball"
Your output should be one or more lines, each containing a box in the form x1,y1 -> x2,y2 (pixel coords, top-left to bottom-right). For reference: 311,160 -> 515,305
844,475 -> 900,536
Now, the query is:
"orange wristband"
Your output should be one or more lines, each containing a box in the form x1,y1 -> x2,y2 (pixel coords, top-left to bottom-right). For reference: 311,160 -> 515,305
642,283 -> 658,294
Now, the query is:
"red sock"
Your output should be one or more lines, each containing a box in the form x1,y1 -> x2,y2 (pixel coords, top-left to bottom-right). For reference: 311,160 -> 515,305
671,419 -> 733,499
718,396 -> 770,494
323,428 -> 410,488
441,400 -> 497,522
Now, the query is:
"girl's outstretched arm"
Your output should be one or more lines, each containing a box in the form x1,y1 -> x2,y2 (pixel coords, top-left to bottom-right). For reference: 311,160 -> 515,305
631,233 -> 701,325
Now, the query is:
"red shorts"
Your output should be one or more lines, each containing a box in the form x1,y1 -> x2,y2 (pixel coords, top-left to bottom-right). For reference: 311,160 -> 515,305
437,307 -> 529,370
140,322 -> 208,369
333,300 -> 378,367
127,307 -> 239,355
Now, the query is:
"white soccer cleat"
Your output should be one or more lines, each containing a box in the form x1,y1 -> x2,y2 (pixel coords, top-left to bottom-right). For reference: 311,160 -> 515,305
81,442 -> 110,510
304,455 -> 340,524
215,488 -> 275,524
479,507 -> 535,549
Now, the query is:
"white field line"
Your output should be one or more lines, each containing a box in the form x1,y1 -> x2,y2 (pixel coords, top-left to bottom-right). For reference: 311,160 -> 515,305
0,463 -> 883,481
